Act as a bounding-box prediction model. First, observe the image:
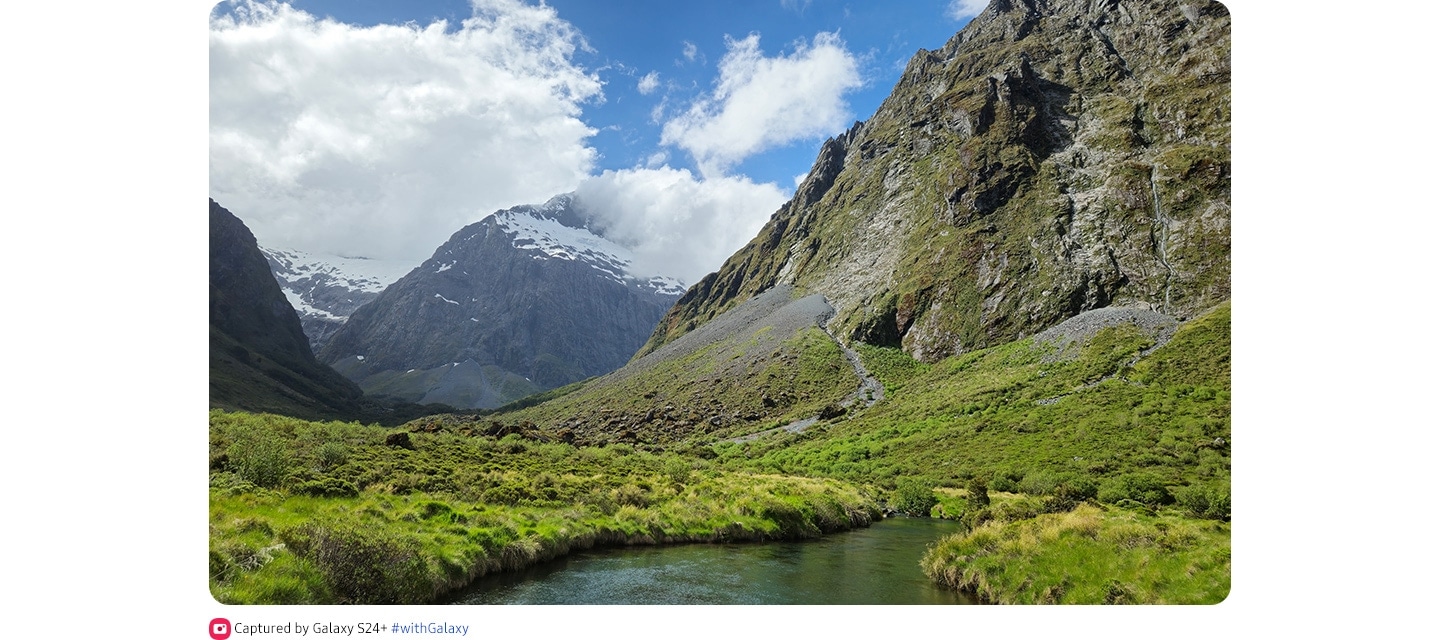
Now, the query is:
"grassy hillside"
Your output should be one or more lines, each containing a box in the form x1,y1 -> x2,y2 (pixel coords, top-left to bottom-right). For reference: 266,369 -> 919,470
721,303 -> 1231,496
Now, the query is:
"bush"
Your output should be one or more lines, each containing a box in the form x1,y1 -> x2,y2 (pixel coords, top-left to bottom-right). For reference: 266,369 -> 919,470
893,478 -> 938,516
281,522 -> 429,604
664,457 -> 692,486
1053,475 -> 1098,502
294,478 -> 359,498
1097,473 -> 1174,506
989,474 -> 1019,493
961,506 -> 992,530
1174,483 -> 1231,521
481,483 -> 531,506
1014,471 -> 1096,505
227,427 -> 290,488
966,476 -> 991,509
316,442 -> 348,469
990,496 -> 1043,523
613,484 -> 650,508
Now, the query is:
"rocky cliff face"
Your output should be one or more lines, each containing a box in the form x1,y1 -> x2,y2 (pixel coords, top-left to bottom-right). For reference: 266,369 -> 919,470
318,195 -> 684,409
640,0 -> 1229,362
209,199 -> 367,419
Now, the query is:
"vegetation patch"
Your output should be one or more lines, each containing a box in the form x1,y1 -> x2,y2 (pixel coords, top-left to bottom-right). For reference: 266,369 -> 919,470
921,504 -> 1230,604
208,410 -> 878,604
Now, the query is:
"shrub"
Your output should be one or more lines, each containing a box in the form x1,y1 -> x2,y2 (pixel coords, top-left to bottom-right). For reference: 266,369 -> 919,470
581,488 -> 618,515
1174,483 -> 1231,521
293,478 -> 359,498
1053,475 -> 1098,502
316,442 -> 348,469
1018,470 -> 1075,496
1019,469 -> 1094,498
663,457 -> 692,486
613,484 -> 650,508
415,500 -> 454,520
227,427 -> 290,488
989,474 -> 1019,493
893,478 -> 938,516
481,483 -> 530,506
281,522 -> 429,604
990,497 -> 1043,523
961,506 -> 993,530
966,476 -> 991,509
1097,473 -> 1174,506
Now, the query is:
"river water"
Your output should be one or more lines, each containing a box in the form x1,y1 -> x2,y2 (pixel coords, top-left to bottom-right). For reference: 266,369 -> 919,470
450,516 -> 975,605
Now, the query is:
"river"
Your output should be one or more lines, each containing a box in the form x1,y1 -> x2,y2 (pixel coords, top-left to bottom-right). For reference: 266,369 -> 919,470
450,516 -> 975,605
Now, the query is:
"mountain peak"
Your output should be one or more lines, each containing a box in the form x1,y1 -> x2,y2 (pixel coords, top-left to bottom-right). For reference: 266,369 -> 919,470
479,195 -> 686,296
317,193 -> 687,408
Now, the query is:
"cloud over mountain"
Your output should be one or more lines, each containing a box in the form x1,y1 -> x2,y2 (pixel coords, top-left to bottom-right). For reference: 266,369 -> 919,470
209,0 -> 602,261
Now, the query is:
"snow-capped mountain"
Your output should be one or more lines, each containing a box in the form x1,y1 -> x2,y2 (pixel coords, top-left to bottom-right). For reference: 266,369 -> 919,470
261,247 -> 420,351
317,194 -> 686,409
489,194 -> 686,296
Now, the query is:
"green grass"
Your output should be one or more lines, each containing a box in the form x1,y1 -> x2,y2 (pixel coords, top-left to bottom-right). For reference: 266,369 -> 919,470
922,503 -> 1230,604
720,303 -> 1231,499
208,410 -> 879,604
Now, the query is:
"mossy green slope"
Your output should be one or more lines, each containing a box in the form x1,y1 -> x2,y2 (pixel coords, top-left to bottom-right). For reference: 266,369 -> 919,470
722,303 -> 1230,497
640,0 -> 1229,364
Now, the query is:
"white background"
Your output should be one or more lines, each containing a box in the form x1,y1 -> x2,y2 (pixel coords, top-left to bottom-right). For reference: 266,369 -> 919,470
1,0 -> 1434,637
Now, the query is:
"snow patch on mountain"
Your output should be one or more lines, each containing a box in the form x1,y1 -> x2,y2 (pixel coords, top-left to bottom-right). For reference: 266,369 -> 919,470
263,246 -> 422,351
486,199 -> 687,296
265,248 -> 418,296
281,288 -> 344,321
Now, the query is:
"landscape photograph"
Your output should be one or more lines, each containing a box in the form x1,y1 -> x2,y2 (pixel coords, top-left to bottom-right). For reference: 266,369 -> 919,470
208,0 -> 1230,606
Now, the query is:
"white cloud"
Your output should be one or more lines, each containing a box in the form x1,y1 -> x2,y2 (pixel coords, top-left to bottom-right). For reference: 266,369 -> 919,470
660,32 -> 861,178
209,0 -> 601,261
946,0 -> 990,20
681,40 -> 698,62
637,70 -> 660,95
575,167 -> 787,284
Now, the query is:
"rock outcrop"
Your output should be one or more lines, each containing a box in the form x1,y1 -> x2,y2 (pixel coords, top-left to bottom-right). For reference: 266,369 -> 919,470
640,0 -> 1230,363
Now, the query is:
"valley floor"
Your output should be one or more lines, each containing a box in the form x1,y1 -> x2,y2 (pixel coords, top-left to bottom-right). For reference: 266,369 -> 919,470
209,302 -> 1230,605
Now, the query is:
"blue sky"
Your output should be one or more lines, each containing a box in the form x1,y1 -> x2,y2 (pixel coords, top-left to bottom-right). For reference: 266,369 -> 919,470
208,0 -> 983,283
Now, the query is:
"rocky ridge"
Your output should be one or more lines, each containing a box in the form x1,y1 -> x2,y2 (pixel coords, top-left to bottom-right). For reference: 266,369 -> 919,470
209,199 -> 367,419
639,0 -> 1229,364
